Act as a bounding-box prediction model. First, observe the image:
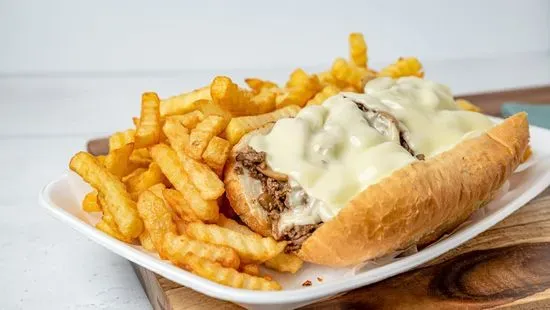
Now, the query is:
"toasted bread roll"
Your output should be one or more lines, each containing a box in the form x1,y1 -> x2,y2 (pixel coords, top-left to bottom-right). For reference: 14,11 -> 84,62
224,113 -> 529,266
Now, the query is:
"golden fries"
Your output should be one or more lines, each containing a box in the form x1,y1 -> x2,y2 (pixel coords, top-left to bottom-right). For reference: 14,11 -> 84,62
241,264 -> 261,276
202,137 -> 231,176
196,99 -> 233,125
185,222 -> 285,262
125,162 -> 166,199
167,110 -> 205,129
96,194 -> 135,243
129,148 -> 152,166
96,218 -> 133,243
307,85 -> 340,106
70,152 -> 143,238
249,87 -> 277,114
150,144 -> 219,222
216,214 -> 255,235
82,190 -> 101,212
331,58 -> 364,91
349,32 -> 367,68
224,105 -> 301,145
187,115 -> 227,160
160,87 -> 210,117
137,190 -> 177,256
264,253 -> 304,274
104,143 -> 135,179
139,230 -> 155,252
378,57 -> 424,78
163,232 -> 240,269
176,252 -> 281,290
210,76 -> 253,116
245,78 -> 278,94
163,118 -> 190,152
456,99 -> 482,113
276,69 -> 322,108
135,92 -> 161,148
176,149 -> 225,200
162,189 -> 200,222
109,129 -> 135,151
217,215 -> 304,273
121,167 -> 146,183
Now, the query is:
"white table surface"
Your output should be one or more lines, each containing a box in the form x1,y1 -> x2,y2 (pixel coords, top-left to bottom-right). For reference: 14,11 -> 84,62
1,53 -> 549,310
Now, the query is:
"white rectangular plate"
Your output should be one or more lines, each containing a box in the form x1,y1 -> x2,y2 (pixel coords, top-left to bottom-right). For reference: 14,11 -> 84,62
40,122 -> 550,310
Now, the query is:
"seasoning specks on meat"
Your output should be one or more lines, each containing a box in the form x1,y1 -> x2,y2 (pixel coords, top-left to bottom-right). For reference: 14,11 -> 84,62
234,146 -> 319,253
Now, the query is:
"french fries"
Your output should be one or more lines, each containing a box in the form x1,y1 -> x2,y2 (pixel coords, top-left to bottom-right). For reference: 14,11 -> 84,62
150,144 -> 219,222
224,105 -> 301,145
263,252 -> 304,274
137,190 -> 177,256
162,189 -> 200,222
135,92 -> 161,148
187,115 -> 227,160
96,194 -> 135,243
307,85 -> 340,106
196,99 -> 233,125
160,86 -> 210,117
139,230 -> 155,252
96,218 -> 133,243
129,148 -> 152,166
349,32 -> 367,68
216,214 -> 254,235
217,214 -> 304,273
378,57 -> 424,78
122,167 -> 146,183
167,110 -> 205,129
202,137 -> 231,176
245,78 -> 278,94
176,252 -> 281,290
109,129 -> 135,151
331,58 -> 364,91
249,87 -> 277,114
176,149 -> 225,200
210,76 -> 253,116
241,264 -> 261,276
125,162 -> 166,199
82,190 -> 101,212
70,152 -> 143,238
163,118 -> 190,152
163,232 -> 240,269
185,222 -> 286,263
104,143 -> 135,179
276,69 -> 322,108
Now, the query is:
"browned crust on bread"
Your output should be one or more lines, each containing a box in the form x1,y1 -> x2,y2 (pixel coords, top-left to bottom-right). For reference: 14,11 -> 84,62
224,125 -> 274,237
298,112 -> 529,266
224,113 -> 529,266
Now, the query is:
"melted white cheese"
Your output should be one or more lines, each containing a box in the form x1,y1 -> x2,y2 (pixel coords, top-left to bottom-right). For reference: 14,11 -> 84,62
248,77 -> 494,231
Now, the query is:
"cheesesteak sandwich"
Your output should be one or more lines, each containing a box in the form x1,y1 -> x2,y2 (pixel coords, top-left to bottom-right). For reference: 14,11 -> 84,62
224,77 -> 529,267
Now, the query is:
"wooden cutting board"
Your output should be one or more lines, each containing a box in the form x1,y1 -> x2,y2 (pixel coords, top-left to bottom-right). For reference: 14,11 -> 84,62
87,86 -> 550,310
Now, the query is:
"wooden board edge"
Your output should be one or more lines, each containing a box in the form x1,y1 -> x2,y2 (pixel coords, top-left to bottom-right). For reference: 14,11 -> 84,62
132,263 -> 172,310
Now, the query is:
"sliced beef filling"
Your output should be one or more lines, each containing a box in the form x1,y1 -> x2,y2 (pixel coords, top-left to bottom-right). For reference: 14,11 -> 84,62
235,147 -> 318,252
350,98 -> 425,160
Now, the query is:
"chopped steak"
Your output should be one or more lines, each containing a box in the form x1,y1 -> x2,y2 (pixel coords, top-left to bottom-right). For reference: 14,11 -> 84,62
235,147 -> 314,252
350,98 -> 424,160
281,224 -> 321,253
